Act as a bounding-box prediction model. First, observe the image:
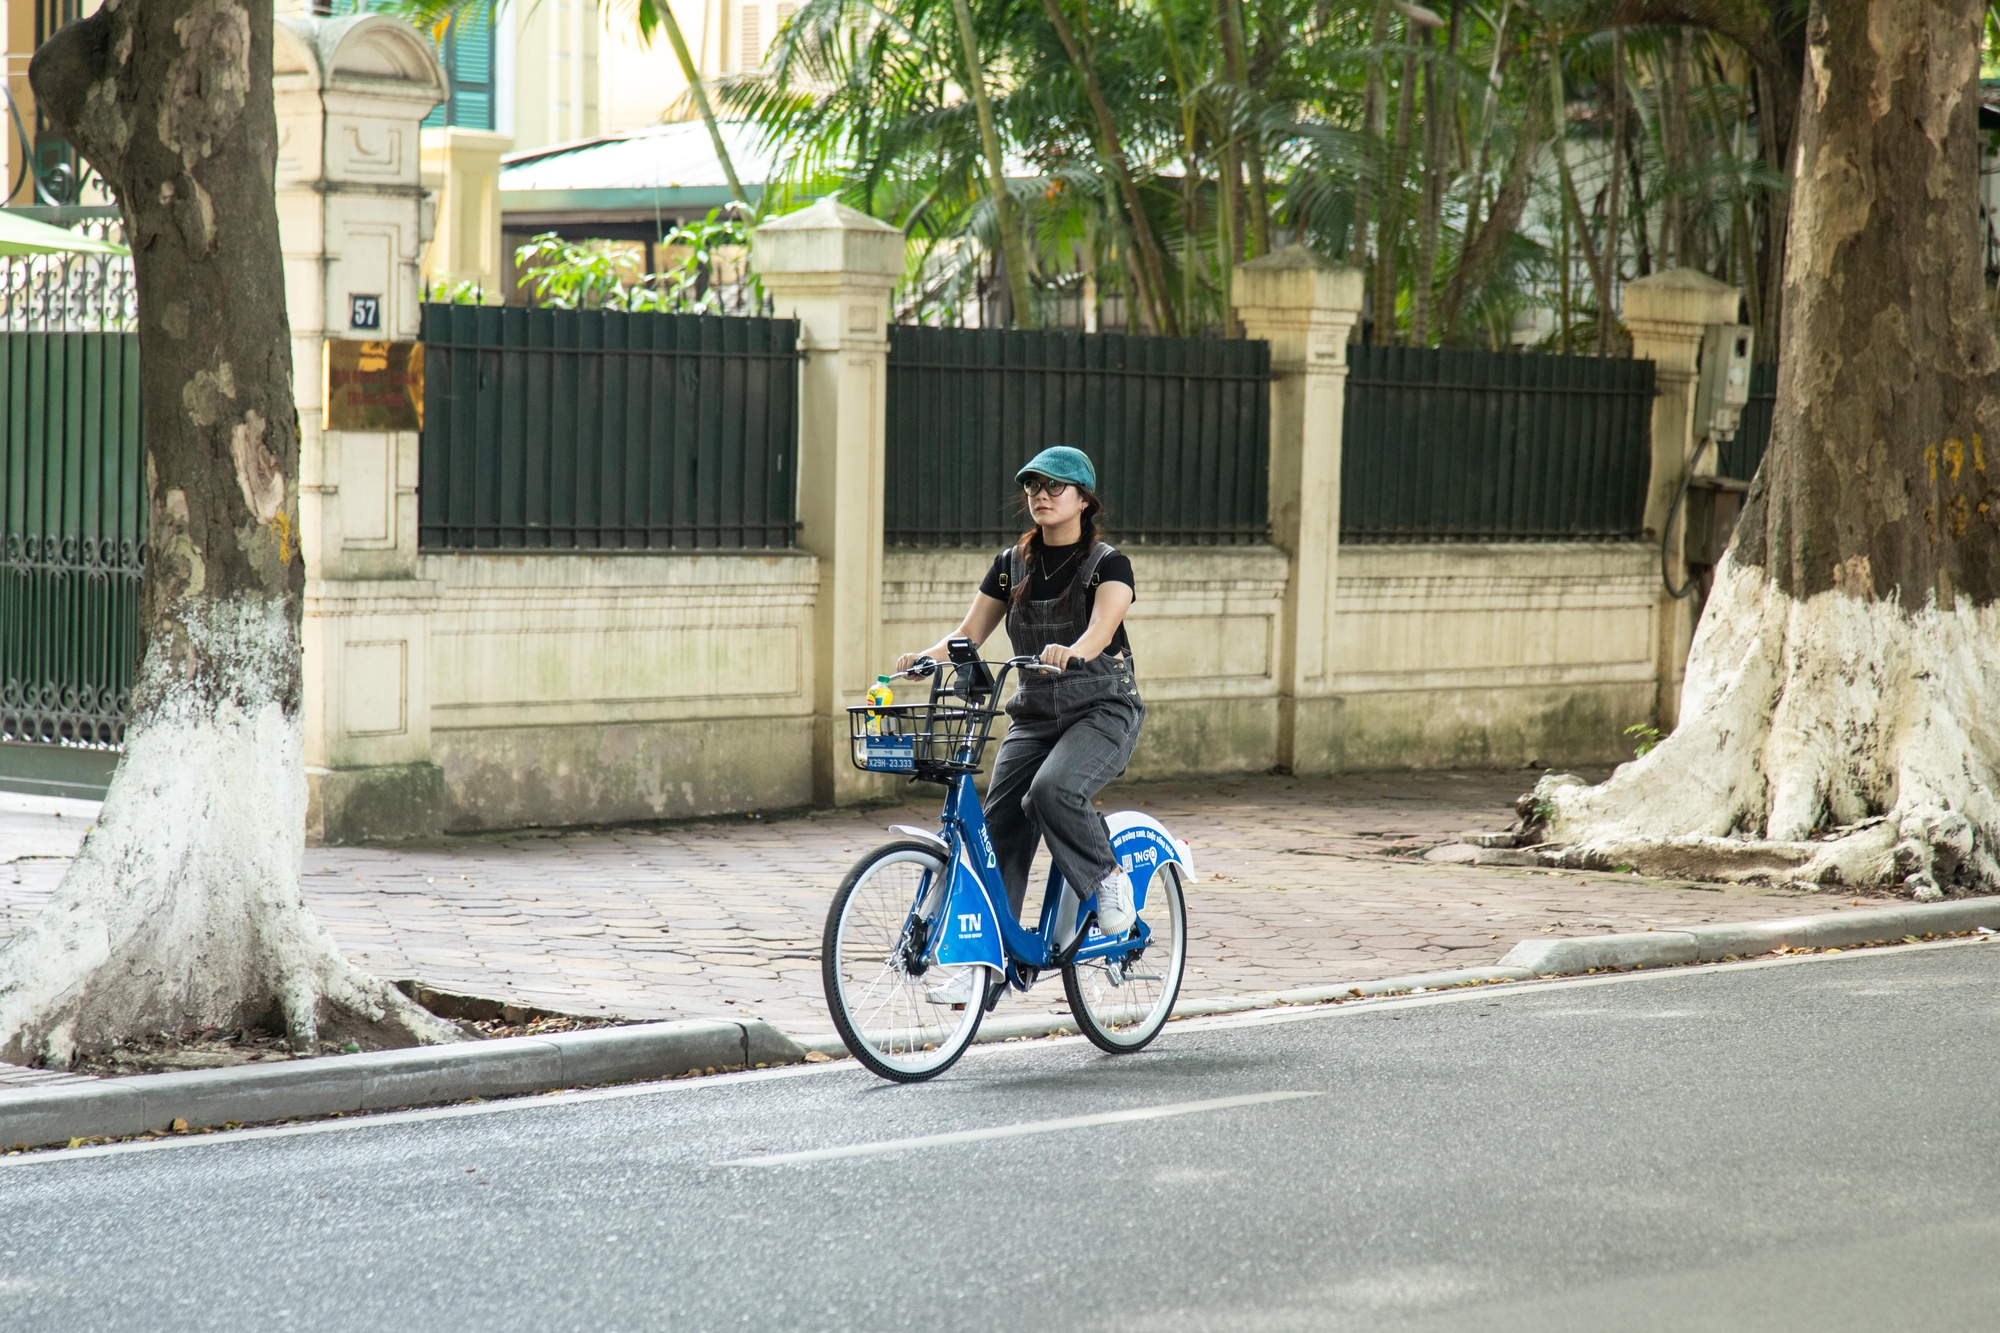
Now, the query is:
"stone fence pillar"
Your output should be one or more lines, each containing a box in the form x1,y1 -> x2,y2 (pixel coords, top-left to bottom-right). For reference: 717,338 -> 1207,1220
1622,269 -> 1740,731
421,127 -> 513,299
752,200 -> 905,805
275,15 -> 449,842
1233,248 -> 1365,773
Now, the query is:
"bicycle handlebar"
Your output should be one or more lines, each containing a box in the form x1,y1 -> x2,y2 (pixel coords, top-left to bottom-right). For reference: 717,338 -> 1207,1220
890,654 -> 1066,682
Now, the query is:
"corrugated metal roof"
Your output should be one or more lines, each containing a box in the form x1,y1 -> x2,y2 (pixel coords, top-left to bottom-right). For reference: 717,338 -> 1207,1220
499,118 -> 1044,220
500,120 -> 774,216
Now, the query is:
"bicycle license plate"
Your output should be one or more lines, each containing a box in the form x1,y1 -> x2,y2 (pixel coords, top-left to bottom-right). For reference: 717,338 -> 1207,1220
858,736 -> 915,772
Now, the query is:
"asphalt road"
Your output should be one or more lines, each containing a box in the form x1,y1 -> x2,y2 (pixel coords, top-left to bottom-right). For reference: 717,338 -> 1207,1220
6,941 -> 2000,1332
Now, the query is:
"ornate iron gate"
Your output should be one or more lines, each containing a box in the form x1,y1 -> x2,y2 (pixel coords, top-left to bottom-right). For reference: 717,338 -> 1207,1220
1,330 -> 145,749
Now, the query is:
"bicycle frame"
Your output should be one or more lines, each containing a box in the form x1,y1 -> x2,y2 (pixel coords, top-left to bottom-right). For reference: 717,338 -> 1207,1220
861,653 -> 1194,996
922,773 -> 1151,989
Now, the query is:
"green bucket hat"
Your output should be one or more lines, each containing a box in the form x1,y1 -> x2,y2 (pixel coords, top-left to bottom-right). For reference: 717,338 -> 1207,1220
1015,446 -> 1097,491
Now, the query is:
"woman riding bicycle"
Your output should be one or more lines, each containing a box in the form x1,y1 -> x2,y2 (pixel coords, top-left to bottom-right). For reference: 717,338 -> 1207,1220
896,446 -> 1143,1004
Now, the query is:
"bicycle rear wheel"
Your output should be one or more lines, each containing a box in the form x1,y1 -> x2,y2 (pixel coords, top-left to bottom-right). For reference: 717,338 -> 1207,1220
823,841 -> 985,1082
1063,862 -> 1187,1053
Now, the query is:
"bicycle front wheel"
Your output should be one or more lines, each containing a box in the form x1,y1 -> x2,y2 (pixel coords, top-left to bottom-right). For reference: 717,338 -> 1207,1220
1064,862 -> 1187,1054
822,841 -> 985,1082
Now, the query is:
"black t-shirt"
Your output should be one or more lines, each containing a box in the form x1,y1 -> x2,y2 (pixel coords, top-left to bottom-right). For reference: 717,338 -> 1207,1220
977,540 -> 1135,657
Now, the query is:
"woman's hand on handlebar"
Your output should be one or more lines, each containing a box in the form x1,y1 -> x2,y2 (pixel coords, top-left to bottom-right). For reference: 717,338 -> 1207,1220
1038,643 -> 1089,671
894,649 -> 938,675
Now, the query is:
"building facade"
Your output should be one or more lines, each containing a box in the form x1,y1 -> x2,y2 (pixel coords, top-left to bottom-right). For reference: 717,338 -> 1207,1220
4,0 -> 762,253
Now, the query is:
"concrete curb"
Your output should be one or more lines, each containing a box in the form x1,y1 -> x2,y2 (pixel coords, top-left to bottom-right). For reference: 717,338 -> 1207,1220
11,897 -> 1993,1144
795,896 -> 2000,1058
1495,897 -> 2000,975
0,1018 -> 805,1151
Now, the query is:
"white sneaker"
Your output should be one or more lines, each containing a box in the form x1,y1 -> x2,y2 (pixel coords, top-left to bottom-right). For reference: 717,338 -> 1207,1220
924,969 -> 980,1006
1094,869 -> 1136,938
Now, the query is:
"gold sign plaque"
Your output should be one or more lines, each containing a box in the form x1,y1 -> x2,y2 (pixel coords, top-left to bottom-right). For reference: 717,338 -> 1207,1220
323,339 -> 424,431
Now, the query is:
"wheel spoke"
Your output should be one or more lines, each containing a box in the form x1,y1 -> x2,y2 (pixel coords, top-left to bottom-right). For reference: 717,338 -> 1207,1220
1066,867 -> 1186,1051
827,844 -> 982,1078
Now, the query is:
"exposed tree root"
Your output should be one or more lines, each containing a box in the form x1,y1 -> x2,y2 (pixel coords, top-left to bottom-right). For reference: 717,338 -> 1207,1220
1532,561 -> 2000,899
0,602 -> 459,1069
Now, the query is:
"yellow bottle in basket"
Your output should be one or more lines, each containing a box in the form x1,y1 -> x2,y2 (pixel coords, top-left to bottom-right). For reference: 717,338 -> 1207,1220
865,676 -> 894,735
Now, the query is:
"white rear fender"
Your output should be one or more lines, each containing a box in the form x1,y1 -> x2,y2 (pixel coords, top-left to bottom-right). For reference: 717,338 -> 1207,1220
1104,809 -> 1198,883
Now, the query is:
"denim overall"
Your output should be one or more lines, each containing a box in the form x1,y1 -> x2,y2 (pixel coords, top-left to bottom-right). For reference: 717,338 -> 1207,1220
983,542 -> 1145,918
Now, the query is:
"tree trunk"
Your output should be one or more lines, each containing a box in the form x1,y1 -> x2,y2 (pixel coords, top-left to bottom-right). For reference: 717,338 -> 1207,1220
1751,57 -> 1797,354
643,0 -> 750,207
1550,50 -> 1609,351
949,0 -> 1040,328
1598,0 -> 1807,335
1440,85 -> 1545,341
1453,0 -> 1513,320
5,0 -> 459,1067
1179,151 -> 1201,329
1595,27 -> 1625,356
1351,0 -> 1393,333
1039,0 -> 1179,334
1626,94 -> 1652,276
1536,0 -> 2000,899
1220,0 -> 1268,259
1409,21 -> 1447,347
1662,29 -> 1691,266
1215,0 -> 1242,322
1217,134 -> 1241,325
1373,23 -> 1418,345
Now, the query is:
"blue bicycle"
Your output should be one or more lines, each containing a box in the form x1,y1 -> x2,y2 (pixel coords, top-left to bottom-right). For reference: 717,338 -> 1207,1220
822,653 -> 1194,1082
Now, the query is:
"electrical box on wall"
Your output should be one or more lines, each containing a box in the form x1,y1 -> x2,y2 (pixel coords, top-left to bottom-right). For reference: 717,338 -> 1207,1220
1694,324 -> 1754,441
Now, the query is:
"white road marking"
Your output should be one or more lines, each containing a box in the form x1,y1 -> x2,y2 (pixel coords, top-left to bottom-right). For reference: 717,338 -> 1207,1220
716,1090 -> 1321,1167
1170,933 -> 1996,1035
3,936 -> 1983,1169
0,1060 -> 840,1169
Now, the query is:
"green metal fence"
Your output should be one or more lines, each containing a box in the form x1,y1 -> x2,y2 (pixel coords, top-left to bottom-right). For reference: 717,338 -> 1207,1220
1719,362 -> 1778,481
884,327 -> 1270,546
419,305 -> 802,550
1,331 -> 145,746
1340,346 -> 1655,542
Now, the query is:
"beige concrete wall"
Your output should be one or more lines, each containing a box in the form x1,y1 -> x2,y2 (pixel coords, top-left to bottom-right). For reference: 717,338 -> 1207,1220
1306,543 -> 1659,771
886,542 -> 1650,783
306,534 -> 1658,839
419,551 -> 818,831
882,546 -> 1290,780
291,210 -> 1697,842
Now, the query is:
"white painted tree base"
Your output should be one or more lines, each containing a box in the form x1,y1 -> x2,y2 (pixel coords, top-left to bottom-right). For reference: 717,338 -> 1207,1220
1538,559 -> 2000,897
0,599 -> 459,1068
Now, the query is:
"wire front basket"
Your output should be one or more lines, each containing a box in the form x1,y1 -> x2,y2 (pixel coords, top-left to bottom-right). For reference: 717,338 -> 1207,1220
848,667 -> 1004,781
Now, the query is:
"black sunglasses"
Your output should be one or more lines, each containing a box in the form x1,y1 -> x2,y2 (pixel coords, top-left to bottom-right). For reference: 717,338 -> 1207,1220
1021,476 -> 1072,498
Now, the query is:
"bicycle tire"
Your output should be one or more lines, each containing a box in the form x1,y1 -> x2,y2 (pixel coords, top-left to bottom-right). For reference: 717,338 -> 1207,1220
822,840 -> 986,1082
1063,863 -> 1187,1054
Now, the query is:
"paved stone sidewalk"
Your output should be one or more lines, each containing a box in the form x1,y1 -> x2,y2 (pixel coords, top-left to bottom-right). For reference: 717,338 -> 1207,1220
2,773 -> 1888,1038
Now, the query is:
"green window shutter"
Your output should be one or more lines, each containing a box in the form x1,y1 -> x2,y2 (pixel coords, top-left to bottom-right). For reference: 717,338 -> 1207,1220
331,0 -> 495,131
426,4 -> 496,131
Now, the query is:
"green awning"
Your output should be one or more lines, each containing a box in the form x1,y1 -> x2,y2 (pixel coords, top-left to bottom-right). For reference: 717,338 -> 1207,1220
0,211 -> 129,257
